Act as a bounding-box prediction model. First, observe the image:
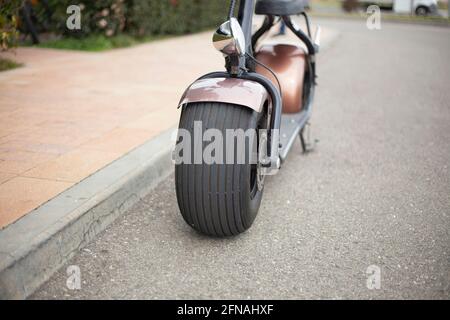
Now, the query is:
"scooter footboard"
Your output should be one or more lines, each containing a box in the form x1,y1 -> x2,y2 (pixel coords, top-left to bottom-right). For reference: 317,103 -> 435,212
178,77 -> 268,113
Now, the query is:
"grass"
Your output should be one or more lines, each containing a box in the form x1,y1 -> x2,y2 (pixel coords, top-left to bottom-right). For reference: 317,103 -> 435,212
35,34 -> 172,52
380,12 -> 449,23
312,0 -> 342,8
0,57 -> 23,72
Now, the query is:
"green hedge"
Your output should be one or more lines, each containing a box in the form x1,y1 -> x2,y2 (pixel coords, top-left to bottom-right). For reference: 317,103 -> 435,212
45,0 -> 128,37
46,0 -> 229,38
0,0 -> 22,50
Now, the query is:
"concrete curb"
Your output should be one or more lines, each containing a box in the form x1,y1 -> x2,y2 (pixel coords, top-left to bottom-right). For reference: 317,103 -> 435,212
0,128 -> 175,299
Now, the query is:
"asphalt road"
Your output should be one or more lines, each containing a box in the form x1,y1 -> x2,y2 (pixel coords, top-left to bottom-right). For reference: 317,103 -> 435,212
33,19 -> 450,299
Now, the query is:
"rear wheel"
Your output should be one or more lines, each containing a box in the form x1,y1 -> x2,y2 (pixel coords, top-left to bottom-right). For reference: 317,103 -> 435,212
175,102 -> 266,237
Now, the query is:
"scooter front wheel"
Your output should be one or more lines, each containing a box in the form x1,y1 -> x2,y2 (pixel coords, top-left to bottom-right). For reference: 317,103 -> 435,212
175,102 -> 265,237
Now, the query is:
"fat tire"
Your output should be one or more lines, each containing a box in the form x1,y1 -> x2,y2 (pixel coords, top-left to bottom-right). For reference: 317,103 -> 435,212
175,102 -> 264,237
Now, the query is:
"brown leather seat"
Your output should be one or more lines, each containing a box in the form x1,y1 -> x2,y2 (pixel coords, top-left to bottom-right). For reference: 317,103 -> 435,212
255,44 -> 306,113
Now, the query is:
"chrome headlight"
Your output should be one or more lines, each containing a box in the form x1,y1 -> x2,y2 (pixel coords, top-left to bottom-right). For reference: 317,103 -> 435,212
212,18 -> 246,57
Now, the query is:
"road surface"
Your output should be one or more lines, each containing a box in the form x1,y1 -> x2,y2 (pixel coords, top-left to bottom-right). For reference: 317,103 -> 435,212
33,18 -> 450,299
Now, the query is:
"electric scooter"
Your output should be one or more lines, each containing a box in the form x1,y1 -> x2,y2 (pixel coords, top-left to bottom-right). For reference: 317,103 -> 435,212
174,0 -> 320,236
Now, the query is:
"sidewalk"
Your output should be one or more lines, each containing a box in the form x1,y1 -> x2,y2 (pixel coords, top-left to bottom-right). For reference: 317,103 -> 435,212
0,31 -> 225,229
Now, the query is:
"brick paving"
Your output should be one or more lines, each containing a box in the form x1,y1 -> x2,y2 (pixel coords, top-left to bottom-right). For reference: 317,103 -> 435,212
0,31 -> 223,228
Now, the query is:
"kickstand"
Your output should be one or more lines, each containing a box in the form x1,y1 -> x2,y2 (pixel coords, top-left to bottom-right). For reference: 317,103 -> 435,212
299,122 -> 318,153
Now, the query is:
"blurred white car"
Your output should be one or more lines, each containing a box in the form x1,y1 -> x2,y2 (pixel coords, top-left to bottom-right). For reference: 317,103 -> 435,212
359,0 -> 438,15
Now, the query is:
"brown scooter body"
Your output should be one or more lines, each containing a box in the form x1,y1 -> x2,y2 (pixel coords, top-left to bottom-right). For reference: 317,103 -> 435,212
175,0 -> 320,237
181,44 -> 308,114
255,44 -> 307,114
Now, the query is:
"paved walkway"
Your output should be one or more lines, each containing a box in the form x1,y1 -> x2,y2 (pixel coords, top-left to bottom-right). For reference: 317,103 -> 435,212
0,31 -> 225,228
0,22 -> 333,229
